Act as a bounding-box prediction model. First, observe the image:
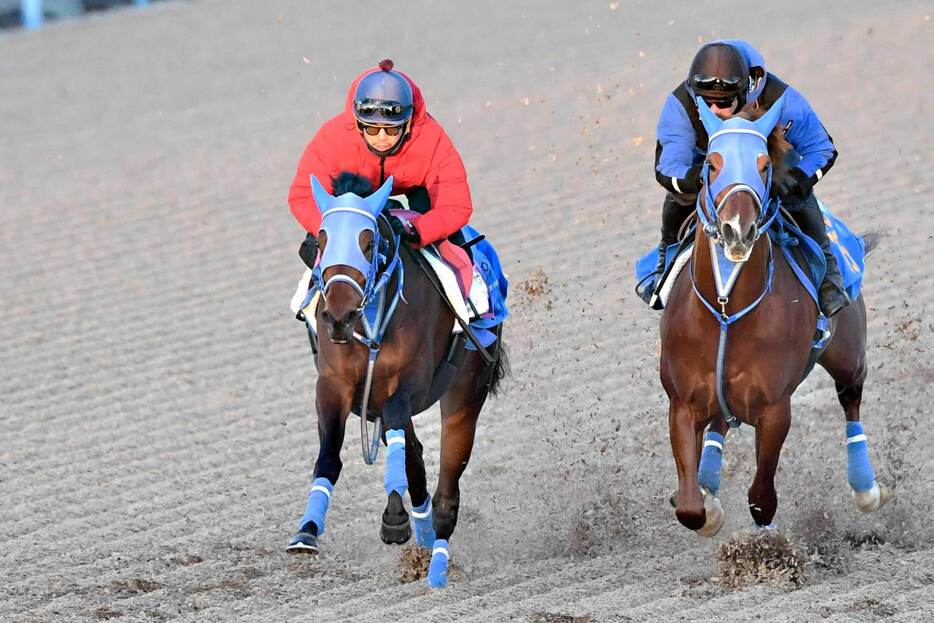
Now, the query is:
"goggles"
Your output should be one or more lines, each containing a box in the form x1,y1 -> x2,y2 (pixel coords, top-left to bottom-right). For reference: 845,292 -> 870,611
354,99 -> 412,121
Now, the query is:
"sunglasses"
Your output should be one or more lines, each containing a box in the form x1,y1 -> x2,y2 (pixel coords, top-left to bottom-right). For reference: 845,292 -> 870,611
702,95 -> 737,110
357,122 -> 404,136
355,100 -> 412,120
691,74 -> 744,92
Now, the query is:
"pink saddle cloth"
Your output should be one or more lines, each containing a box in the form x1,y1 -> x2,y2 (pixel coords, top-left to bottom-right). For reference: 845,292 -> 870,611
389,209 -> 473,297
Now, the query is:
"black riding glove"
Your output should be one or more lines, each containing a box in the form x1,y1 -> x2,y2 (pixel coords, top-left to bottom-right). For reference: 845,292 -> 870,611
386,214 -> 421,244
774,168 -> 812,203
298,233 -> 319,268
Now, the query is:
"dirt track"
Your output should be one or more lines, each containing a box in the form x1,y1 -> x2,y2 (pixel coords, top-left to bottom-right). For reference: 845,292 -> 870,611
2,1 -> 933,621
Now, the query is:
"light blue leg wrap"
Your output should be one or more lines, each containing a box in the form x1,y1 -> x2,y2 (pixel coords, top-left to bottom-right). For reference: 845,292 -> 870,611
697,431 -> 724,495
411,496 -> 436,547
846,421 -> 875,492
384,428 -> 408,497
299,477 -> 333,536
427,538 -> 449,588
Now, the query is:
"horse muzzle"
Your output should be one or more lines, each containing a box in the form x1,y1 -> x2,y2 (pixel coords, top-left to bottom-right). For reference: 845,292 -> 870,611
720,220 -> 757,263
322,308 -> 361,344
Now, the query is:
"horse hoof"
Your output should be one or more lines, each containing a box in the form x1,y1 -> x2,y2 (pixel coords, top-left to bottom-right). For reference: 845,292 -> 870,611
286,531 -> 319,555
381,491 -> 412,545
380,518 -> 412,545
668,489 -> 678,508
853,482 -> 892,513
696,489 -> 724,538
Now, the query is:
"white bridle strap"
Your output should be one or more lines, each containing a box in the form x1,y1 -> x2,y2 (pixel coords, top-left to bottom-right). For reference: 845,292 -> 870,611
709,128 -> 767,144
715,184 -> 763,215
324,274 -> 365,298
321,207 -> 377,223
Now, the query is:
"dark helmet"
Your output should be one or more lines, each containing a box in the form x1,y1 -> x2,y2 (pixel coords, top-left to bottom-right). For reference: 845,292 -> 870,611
353,59 -> 414,126
686,43 -> 751,108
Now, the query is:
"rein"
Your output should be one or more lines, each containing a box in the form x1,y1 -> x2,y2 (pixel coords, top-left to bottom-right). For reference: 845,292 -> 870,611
692,178 -> 779,428
299,215 -> 405,464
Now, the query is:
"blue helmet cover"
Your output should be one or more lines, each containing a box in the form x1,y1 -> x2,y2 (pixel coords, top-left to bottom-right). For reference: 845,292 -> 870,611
697,94 -> 786,211
354,68 -> 414,125
313,175 -> 394,281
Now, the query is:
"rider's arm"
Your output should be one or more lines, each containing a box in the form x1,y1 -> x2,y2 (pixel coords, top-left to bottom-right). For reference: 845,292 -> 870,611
781,87 -> 838,195
410,131 -> 473,247
288,124 -> 338,235
655,93 -> 703,194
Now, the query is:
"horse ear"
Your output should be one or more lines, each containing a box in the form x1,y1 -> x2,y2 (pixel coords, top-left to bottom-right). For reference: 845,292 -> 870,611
366,175 -> 394,216
696,96 -> 724,136
311,175 -> 332,212
753,93 -> 786,138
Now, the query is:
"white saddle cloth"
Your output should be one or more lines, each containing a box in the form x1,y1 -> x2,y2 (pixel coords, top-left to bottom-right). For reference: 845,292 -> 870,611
658,244 -> 694,308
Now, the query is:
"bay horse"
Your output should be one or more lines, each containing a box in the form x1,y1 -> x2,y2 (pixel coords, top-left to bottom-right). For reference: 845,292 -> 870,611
661,96 -> 889,536
286,172 -> 507,588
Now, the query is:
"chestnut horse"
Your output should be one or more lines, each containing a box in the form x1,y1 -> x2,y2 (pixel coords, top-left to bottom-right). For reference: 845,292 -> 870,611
662,96 -> 888,536
286,172 -> 507,588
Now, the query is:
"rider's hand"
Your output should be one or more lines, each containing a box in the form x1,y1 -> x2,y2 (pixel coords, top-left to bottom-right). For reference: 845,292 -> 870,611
774,168 -> 811,202
387,214 -> 421,245
298,233 -> 319,268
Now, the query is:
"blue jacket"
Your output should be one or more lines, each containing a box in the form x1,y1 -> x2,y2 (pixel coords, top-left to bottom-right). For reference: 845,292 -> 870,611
654,39 -> 837,196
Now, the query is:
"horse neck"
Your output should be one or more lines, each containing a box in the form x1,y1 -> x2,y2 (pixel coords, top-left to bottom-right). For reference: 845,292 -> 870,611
692,225 -> 771,314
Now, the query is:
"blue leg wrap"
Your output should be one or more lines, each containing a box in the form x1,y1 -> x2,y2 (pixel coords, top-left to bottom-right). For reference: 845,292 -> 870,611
299,477 -> 333,536
384,428 -> 408,497
846,421 -> 876,492
411,496 -> 436,547
697,431 -> 724,495
427,538 -> 449,588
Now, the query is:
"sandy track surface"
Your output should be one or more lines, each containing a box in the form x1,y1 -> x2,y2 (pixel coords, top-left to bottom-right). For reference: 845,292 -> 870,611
2,1 -> 932,621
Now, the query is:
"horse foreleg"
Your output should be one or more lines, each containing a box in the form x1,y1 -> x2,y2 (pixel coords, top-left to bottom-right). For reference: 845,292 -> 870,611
403,421 -> 434,547
670,401 -> 719,534
747,399 -> 791,528
287,384 -> 351,554
380,388 -> 413,545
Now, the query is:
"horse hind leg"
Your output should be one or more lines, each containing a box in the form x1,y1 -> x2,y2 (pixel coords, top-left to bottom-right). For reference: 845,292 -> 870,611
426,352 -> 488,588
404,422 -> 435,547
837,379 -> 891,513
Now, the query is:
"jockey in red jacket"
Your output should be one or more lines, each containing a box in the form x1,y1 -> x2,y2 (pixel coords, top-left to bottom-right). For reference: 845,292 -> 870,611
289,59 -> 473,265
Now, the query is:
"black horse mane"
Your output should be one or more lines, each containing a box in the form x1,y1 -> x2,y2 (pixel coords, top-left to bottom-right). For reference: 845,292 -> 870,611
332,172 -> 374,197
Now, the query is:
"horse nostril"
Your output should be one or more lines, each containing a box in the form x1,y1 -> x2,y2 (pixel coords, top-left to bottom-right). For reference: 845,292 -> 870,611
744,226 -> 757,243
722,223 -> 735,243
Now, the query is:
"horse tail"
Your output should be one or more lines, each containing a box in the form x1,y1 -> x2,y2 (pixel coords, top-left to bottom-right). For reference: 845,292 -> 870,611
861,230 -> 884,259
487,339 -> 510,396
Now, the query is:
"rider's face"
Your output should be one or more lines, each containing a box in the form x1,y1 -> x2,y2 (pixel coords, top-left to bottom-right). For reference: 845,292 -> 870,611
361,124 -> 404,152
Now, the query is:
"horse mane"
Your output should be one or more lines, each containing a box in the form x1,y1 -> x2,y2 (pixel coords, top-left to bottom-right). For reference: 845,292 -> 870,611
737,105 -> 794,187
332,171 -> 374,197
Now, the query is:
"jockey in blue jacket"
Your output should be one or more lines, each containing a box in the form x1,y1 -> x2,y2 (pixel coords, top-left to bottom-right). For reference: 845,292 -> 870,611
648,39 -> 848,317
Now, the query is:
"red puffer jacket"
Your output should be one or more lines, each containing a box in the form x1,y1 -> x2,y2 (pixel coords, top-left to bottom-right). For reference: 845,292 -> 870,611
288,67 -> 473,247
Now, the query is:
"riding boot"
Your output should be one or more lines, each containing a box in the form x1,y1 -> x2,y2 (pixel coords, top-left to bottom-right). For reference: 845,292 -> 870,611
794,193 -> 849,317
641,193 -> 694,305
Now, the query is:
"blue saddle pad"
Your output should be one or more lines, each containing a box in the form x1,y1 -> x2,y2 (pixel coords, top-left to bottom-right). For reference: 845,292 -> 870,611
460,225 -> 509,349
634,201 -> 866,303
772,199 -> 866,301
